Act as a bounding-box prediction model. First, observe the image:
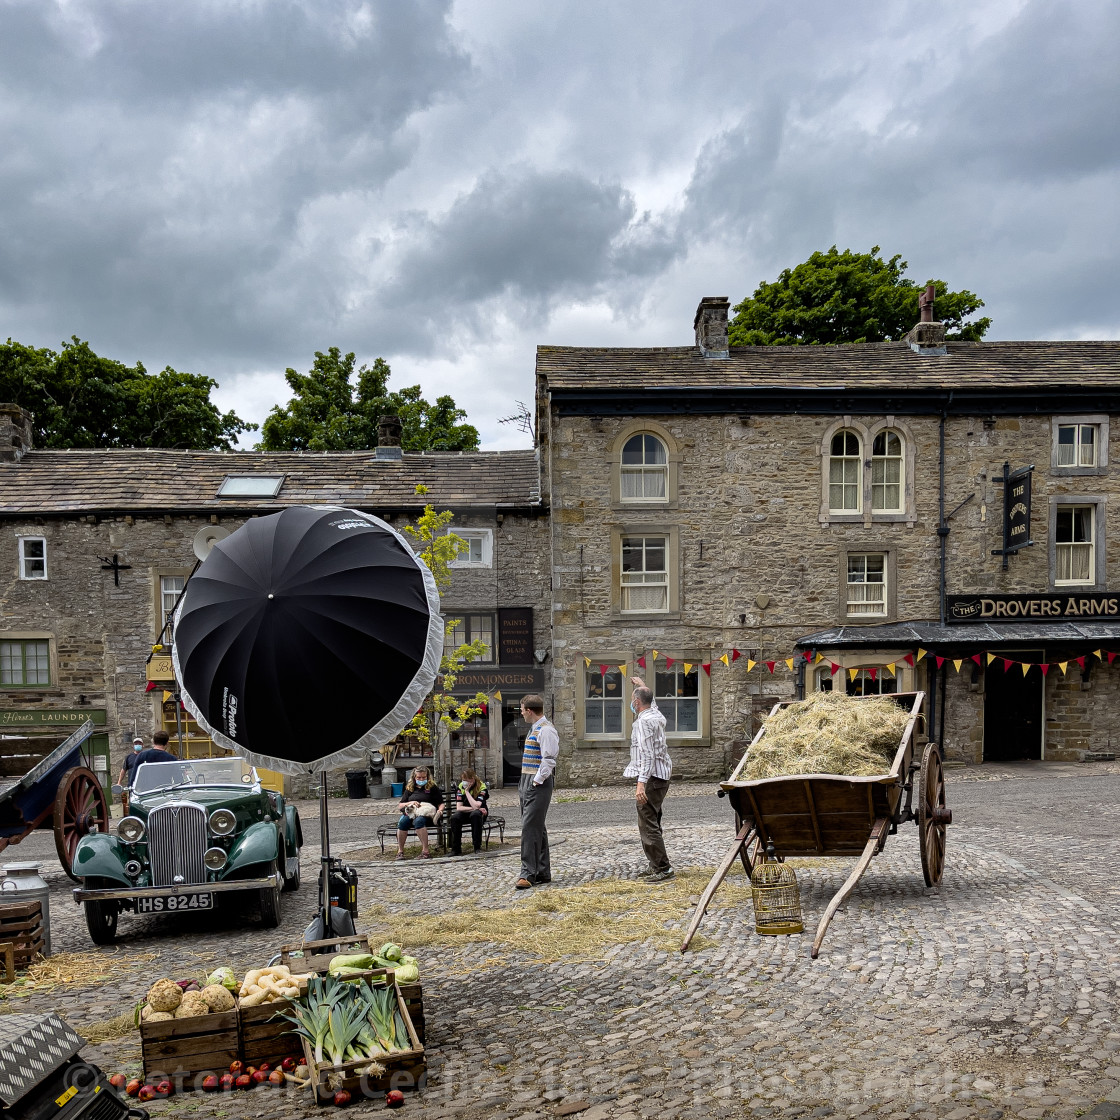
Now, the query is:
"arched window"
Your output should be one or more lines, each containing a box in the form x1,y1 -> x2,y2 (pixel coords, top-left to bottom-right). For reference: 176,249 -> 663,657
871,430 -> 903,512
829,430 -> 861,513
620,434 -> 668,502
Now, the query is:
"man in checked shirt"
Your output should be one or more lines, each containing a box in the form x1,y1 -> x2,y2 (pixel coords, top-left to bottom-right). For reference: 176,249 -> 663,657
626,676 -> 674,881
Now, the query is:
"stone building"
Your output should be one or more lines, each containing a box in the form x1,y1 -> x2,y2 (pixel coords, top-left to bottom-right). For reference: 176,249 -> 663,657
536,297 -> 1120,784
0,408 -> 547,795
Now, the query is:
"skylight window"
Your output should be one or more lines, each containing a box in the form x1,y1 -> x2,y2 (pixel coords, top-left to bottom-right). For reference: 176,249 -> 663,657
217,475 -> 285,498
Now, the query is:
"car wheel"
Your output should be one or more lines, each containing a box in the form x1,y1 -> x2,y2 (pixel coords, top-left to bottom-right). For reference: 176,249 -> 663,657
283,849 -> 301,892
84,896 -> 118,945
259,855 -> 282,928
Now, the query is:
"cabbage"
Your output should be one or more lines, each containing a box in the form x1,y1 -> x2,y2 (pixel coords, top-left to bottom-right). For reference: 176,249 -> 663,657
393,962 -> 419,983
207,967 -> 238,991
377,942 -> 403,963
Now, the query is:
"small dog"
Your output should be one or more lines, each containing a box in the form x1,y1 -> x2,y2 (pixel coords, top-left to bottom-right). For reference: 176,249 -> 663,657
403,803 -> 439,821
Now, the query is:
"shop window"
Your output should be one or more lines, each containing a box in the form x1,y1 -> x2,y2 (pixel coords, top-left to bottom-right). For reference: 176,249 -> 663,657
621,535 -> 669,613
829,430 -> 862,513
846,554 -> 887,617
620,434 -> 668,502
449,528 -> 493,568
871,431 -> 904,512
0,639 -> 50,686
654,666 -> 700,734
818,667 -> 899,696
585,666 -> 623,736
445,614 -> 495,662
160,575 -> 185,640
1055,505 -> 1094,585
18,537 -> 47,580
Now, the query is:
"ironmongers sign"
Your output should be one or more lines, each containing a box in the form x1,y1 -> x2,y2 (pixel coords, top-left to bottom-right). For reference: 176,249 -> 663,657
453,666 -> 543,690
947,592 -> 1120,622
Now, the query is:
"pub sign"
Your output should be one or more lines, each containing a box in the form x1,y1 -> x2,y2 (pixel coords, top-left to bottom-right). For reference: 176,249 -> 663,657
991,461 -> 1034,570
947,592 -> 1120,622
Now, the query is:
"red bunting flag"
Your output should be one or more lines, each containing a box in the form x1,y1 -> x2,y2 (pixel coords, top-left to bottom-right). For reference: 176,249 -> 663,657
731,649 -> 741,661
971,654 -> 983,666
903,653 -> 915,667
830,662 -> 841,677
868,667 -> 878,682
1075,656 -> 1086,670
480,704 -> 488,717
804,650 -> 814,662
765,661 -> 776,673
935,655 -> 945,669
637,656 -> 646,669
663,657 -> 674,668
702,663 -> 711,676
145,680 -> 160,692
1040,664 -> 1050,676
598,664 -> 609,676
1109,652 -> 1118,665
1003,658 -> 1015,672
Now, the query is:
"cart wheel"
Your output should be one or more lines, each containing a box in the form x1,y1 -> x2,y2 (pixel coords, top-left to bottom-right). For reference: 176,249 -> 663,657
55,767 -> 109,882
918,743 -> 951,887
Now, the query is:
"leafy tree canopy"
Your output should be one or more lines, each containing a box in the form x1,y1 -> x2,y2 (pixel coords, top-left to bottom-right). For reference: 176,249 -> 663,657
0,336 -> 254,450
728,246 -> 992,347
257,347 -> 480,453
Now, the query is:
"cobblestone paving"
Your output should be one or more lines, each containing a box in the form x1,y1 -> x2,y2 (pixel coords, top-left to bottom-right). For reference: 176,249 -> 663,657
2,769 -> 1118,1120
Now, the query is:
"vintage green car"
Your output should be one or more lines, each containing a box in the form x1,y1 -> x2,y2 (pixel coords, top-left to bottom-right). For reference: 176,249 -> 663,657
72,756 -> 302,944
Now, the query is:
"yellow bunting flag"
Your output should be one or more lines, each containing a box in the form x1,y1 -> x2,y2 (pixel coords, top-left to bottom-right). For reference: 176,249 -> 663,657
848,667 -> 859,681
617,664 -> 627,675
916,648 -> 928,663
815,652 -> 825,664
785,658 -> 795,670
651,650 -> 659,660
746,659 -> 757,672
1058,662 -> 1068,675
494,690 -> 502,702
952,659 -> 963,674
987,652 -> 998,664
1094,649 -> 1104,661
683,662 -> 693,674
584,657 -> 591,668
163,691 -> 173,703
1021,662 -> 1031,676
885,663 -> 896,676
719,653 -> 729,667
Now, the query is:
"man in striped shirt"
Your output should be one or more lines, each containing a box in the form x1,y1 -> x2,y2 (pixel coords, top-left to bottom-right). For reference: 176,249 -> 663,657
516,694 -> 559,890
625,675 -> 673,881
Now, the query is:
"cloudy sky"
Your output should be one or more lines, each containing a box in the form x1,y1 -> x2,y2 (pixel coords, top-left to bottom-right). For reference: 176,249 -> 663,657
2,0 -> 1118,449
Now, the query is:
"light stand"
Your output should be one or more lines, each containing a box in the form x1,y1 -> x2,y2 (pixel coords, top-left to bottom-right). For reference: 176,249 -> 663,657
304,770 -> 355,941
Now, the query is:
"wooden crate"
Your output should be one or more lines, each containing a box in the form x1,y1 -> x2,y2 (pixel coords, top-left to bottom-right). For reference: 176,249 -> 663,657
0,900 -> 45,966
279,933 -> 375,973
239,998 -> 302,1068
141,1011 -> 239,1084
301,978 -> 425,1105
398,981 -> 424,1045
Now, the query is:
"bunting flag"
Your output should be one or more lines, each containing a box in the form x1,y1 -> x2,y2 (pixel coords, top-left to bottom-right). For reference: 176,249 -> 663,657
145,680 -> 159,693
1094,649 -> 1104,661
784,657 -> 795,670
952,659 -> 963,674
719,654 -> 729,667
766,660 -> 776,673
1075,656 -> 1086,670
1110,652 -> 1118,665
163,690 -> 173,702
651,650 -> 659,661
617,664 -> 627,675
815,653 -> 825,664
987,652 -> 999,665
1003,658 -> 1015,672
1021,662 -> 1031,676
916,649 -> 928,663
665,657 -> 676,668
885,663 -> 896,676
731,649 -> 741,661
584,657 -> 591,668
848,667 -> 859,682
746,659 -> 757,672
683,662 -> 693,674
599,663 -> 609,676
805,650 -> 815,662
494,690 -> 502,702
1058,662 -> 1068,675
637,656 -> 646,669
935,655 -> 945,669
971,654 -> 983,666
868,667 -> 878,682
830,662 -> 841,676
1040,664 -> 1050,676
702,663 -> 711,675
903,653 -> 915,667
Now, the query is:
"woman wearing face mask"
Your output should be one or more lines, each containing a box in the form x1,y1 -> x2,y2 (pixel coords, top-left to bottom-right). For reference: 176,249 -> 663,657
395,766 -> 444,859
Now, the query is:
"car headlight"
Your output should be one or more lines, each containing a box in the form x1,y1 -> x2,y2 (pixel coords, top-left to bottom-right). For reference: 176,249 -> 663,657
117,816 -> 145,844
209,808 -> 236,836
204,847 -> 228,871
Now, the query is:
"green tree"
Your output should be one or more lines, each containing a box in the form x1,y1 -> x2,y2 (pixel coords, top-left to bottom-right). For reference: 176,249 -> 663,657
385,486 -> 488,772
728,246 -> 991,347
0,336 -> 254,449
258,348 -> 479,452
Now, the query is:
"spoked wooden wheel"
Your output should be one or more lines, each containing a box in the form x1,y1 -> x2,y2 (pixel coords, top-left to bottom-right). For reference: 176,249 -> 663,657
55,767 -> 109,882
918,743 -> 951,887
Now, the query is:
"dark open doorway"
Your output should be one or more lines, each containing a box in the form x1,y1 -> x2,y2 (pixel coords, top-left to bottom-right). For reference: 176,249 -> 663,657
983,650 -> 1044,761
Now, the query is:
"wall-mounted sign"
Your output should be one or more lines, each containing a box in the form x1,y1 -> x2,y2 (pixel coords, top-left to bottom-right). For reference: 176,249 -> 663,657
947,592 -> 1119,622
0,709 -> 107,726
498,608 -> 534,666
454,666 -> 544,691
147,656 -> 175,681
991,461 -> 1034,570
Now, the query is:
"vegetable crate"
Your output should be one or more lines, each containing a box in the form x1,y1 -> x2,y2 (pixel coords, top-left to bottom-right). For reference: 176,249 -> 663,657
0,900 -> 45,967
300,977 -> 425,1106
239,999 -> 302,1068
141,1010 -> 239,1085
398,981 -> 424,1045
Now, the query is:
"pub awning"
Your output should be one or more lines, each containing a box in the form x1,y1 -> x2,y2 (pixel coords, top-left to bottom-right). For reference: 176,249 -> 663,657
796,619 -> 1120,650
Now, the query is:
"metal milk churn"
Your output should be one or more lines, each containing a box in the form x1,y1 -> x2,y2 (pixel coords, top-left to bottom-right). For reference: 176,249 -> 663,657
0,862 -> 51,956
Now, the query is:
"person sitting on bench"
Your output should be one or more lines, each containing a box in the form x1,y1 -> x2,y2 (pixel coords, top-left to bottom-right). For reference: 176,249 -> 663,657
395,766 -> 444,860
449,768 -> 489,855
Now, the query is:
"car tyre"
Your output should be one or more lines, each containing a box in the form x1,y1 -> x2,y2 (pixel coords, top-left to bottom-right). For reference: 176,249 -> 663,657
84,890 -> 118,945
259,854 -> 282,928
283,849 -> 301,892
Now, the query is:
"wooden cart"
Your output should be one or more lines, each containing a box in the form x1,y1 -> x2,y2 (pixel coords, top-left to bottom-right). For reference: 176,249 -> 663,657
681,692 -> 950,958
0,720 -> 108,881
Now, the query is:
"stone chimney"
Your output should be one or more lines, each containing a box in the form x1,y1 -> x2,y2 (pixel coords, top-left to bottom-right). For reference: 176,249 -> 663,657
905,283 -> 947,355
0,404 -> 33,462
375,413 -> 403,461
694,296 -> 730,358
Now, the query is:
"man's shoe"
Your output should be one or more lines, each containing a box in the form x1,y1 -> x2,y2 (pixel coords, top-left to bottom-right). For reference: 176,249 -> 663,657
646,868 -> 675,882
515,878 -> 533,890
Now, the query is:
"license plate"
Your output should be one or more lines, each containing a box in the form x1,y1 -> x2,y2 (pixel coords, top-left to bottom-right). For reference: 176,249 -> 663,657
136,892 -> 214,913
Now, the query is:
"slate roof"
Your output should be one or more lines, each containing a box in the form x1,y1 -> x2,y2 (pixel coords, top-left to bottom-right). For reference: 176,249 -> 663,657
796,620 -> 1120,649
537,340 -> 1120,391
0,448 -> 542,516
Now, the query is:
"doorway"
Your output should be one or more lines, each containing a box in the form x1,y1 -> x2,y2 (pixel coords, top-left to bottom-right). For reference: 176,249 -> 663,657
502,703 -> 530,785
983,650 -> 1044,761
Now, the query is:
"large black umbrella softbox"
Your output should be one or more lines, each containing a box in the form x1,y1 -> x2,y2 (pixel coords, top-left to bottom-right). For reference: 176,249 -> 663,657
172,506 -> 442,775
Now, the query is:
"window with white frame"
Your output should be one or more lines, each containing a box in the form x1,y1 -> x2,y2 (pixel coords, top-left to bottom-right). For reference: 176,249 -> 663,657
18,537 -> 47,580
444,613 -> 495,662
1056,424 -> 1098,468
871,431 -> 903,512
448,528 -> 493,568
829,430 -> 862,512
160,575 -> 185,640
654,665 -> 699,733
621,536 -> 669,612
620,434 -> 668,502
846,554 -> 887,616
1055,505 -> 1094,584
585,666 -> 623,735
0,639 -> 50,686
817,667 -> 898,695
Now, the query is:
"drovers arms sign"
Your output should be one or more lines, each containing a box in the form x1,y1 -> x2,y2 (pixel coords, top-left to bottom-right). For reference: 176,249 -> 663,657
947,592 -> 1120,621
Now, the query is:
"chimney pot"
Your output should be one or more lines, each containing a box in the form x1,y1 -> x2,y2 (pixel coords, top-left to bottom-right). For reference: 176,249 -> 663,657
906,285 -> 947,355
694,297 -> 730,359
375,414 -> 403,460
0,404 -> 33,462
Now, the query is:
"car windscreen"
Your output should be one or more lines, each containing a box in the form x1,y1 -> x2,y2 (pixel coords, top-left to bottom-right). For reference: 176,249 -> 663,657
132,757 -> 258,795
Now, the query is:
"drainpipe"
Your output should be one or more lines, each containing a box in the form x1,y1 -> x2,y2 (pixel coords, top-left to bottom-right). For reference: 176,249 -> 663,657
938,399 -> 951,627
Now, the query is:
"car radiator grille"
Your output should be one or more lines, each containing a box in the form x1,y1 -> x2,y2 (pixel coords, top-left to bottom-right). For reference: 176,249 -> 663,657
147,803 -> 208,886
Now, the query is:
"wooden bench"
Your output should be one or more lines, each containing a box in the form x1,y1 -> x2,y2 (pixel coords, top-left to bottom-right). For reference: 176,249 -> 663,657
376,816 -> 506,855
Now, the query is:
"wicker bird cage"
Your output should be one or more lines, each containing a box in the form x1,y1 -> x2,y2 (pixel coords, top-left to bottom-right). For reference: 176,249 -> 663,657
751,843 -> 803,936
